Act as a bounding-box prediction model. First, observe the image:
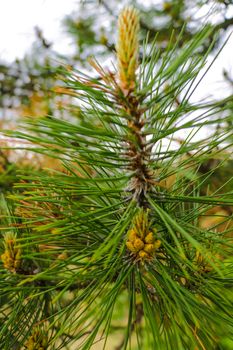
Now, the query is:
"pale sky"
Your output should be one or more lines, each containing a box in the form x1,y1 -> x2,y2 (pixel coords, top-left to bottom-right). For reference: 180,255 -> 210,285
0,0 -> 78,62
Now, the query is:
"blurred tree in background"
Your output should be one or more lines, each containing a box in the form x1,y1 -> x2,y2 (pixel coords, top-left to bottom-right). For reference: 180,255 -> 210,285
1,0 -> 233,111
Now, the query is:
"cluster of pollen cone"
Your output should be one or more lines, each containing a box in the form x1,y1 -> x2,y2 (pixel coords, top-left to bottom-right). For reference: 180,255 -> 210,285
1,232 -> 21,273
126,209 -> 161,261
24,328 -> 48,350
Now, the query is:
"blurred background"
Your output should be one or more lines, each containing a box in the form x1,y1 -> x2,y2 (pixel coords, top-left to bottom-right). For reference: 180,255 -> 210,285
1,0 -> 233,112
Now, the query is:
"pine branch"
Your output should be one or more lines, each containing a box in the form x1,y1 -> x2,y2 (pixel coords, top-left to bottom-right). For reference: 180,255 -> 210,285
1,5 -> 233,350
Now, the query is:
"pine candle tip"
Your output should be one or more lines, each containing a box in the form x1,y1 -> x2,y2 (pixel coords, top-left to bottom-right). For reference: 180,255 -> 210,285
116,6 -> 140,93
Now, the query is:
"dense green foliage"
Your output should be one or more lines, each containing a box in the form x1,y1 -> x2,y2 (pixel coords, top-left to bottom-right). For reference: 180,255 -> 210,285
0,2 -> 233,350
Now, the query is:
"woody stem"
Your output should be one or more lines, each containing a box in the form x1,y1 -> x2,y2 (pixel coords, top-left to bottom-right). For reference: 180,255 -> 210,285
122,94 -> 153,207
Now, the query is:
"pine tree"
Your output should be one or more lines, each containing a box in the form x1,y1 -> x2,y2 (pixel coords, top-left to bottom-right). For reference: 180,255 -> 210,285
1,5 -> 233,350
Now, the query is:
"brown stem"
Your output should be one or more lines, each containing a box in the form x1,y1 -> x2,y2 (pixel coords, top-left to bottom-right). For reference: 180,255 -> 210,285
121,94 -> 154,206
